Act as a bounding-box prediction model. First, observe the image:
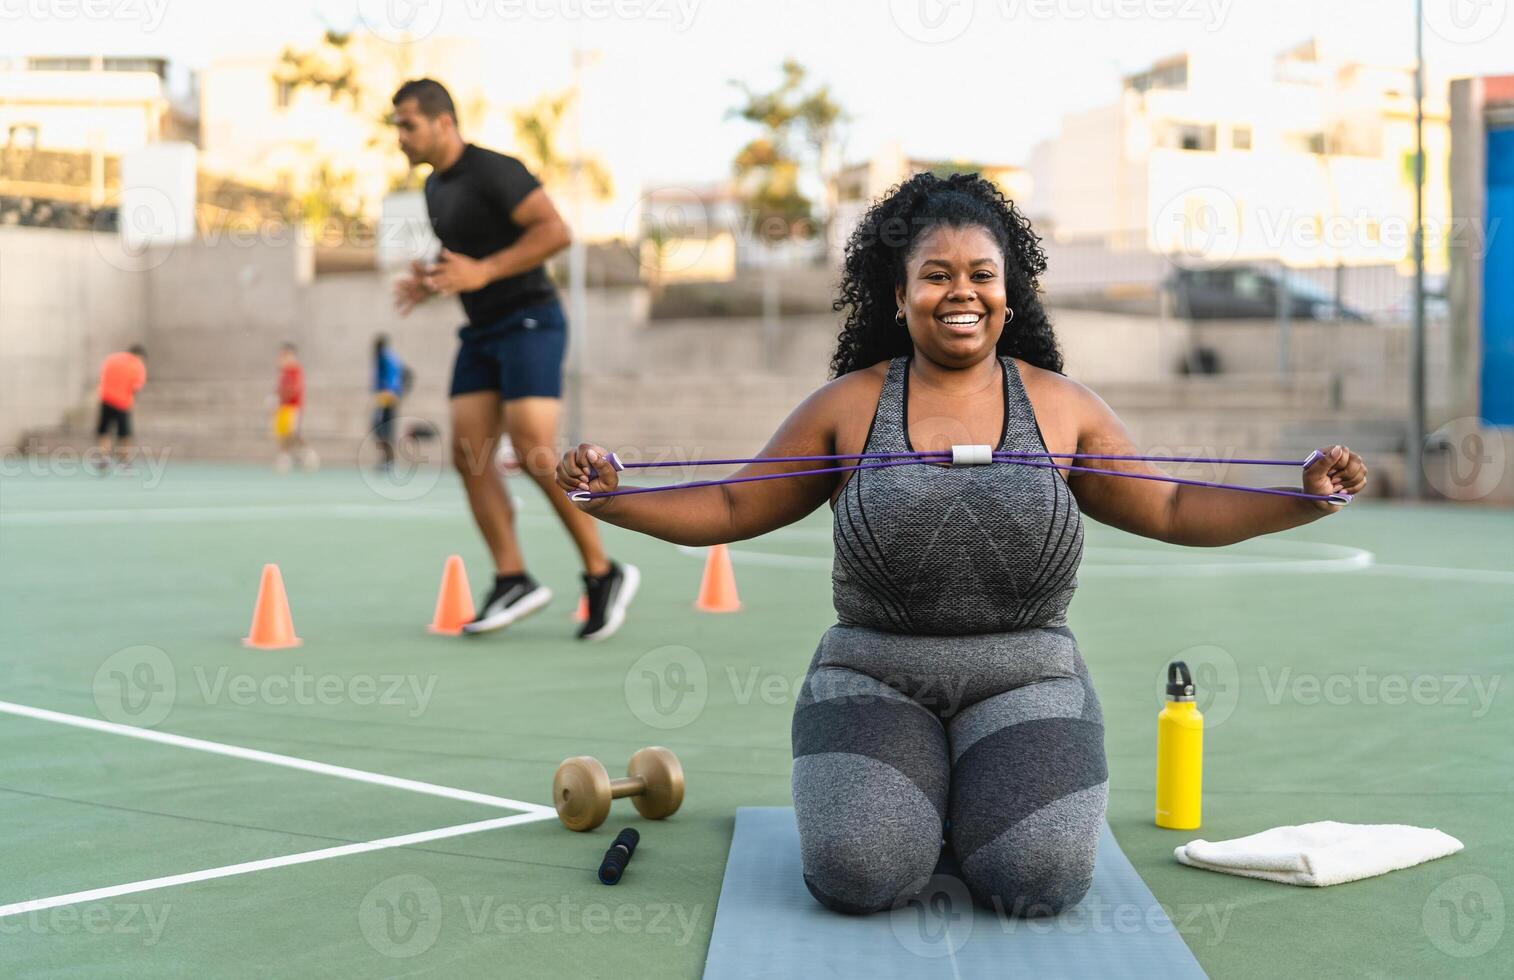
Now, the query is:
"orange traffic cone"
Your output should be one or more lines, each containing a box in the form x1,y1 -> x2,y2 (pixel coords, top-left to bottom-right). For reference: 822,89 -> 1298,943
694,544 -> 741,613
243,563 -> 301,649
428,554 -> 476,635
572,594 -> 589,623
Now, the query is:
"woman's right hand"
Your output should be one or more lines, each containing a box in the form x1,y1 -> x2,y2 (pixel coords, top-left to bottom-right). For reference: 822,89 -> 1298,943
556,443 -> 619,511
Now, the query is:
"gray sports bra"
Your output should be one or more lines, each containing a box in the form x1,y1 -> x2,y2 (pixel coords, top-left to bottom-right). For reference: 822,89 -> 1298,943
832,356 -> 1084,635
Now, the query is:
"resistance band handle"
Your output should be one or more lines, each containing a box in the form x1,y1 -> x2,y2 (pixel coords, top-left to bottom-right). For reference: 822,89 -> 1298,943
1303,450 -> 1353,505
598,827 -> 640,885
951,444 -> 994,466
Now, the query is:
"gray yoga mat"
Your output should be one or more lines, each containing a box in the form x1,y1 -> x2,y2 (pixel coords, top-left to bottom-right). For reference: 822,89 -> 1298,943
702,807 -> 1208,979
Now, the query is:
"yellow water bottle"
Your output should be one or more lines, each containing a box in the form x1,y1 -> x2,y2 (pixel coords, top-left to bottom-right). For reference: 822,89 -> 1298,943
1155,660 -> 1203,830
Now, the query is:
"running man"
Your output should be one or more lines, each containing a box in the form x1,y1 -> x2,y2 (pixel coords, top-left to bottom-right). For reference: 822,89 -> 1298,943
273,342 -> 318,473
389,77 -> 638,641
92,345 -> 147,474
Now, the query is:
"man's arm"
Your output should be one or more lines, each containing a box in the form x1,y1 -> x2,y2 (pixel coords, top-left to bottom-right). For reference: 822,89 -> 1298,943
426,187 -> 571,295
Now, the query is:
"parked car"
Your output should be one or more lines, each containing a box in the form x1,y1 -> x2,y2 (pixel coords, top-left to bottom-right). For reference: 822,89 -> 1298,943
1166,266 -> 1370,321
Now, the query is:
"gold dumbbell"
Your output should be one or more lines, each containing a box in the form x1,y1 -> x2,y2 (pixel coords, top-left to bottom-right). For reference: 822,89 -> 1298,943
552,746 -> 684,832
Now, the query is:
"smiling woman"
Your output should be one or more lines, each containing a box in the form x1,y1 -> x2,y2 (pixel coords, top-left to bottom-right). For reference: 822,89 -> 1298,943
555,170 -> 1367,920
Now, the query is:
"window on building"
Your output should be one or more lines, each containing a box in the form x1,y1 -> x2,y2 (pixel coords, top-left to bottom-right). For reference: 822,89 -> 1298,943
1286,131 -> 1327,155
1169,123 -> 1217,151
1232,126 -> 1252,150
276,81 -> 295,109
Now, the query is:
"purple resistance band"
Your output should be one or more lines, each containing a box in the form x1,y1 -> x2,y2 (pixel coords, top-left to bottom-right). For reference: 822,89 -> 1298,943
566,447 -> 1351,505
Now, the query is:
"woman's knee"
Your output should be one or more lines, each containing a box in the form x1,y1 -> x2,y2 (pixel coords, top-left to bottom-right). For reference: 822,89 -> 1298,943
954,791 -> 1105,917
799,821 -> 937,915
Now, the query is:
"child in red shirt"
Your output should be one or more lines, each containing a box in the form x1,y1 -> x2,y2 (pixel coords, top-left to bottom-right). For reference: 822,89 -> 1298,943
273,343 -> 318,472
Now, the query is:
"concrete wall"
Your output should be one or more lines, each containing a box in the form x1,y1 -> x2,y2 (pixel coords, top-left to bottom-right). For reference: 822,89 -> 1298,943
0,227 -> 148,445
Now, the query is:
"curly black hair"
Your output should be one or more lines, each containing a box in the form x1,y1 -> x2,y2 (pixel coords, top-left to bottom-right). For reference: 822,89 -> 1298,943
830,171 -> 1062,378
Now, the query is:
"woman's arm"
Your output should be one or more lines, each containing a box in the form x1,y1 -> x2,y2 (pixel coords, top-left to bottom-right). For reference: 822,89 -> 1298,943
555,378 -> 858,547
1066,383 -> 1368,547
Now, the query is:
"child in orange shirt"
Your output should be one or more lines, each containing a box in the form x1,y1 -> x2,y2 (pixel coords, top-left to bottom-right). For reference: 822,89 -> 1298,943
92,345 -> 147,474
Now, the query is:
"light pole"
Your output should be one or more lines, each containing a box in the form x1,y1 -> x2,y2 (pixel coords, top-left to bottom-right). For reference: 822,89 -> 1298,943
1408,0 -> 1427,499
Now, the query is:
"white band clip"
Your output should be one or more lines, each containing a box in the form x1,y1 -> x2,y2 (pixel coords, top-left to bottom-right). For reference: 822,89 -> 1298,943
950,445 -> 994,466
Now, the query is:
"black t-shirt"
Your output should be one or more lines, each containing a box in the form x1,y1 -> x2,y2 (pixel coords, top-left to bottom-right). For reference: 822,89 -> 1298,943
424,144 -> 557,328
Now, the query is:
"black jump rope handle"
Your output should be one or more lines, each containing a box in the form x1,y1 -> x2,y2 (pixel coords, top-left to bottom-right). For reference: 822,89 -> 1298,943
598,828 -> 640,885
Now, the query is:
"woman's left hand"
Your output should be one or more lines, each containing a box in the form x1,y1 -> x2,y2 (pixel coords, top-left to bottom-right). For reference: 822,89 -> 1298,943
1304,445 -> 1367,511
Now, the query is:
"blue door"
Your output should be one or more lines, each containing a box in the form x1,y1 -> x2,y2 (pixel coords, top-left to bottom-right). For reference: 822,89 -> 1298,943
1482,127 -> 1514,423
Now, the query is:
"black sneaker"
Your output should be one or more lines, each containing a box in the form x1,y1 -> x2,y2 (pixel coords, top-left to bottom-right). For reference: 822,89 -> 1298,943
462,574 -> 553,635
577,561 -> 641,642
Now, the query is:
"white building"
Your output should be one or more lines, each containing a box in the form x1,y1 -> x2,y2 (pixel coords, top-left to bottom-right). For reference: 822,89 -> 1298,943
1027,39 -> 1452,273
0,55 -> 173,156
828,142 -> 1033,264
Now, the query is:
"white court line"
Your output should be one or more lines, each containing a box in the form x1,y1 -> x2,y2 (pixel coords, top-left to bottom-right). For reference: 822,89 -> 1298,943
0,700 -> 554,816
1363,563 -> 1514,586
0,504 -> 463,526
677,541 -> 1380,577
0,810 -> 557,920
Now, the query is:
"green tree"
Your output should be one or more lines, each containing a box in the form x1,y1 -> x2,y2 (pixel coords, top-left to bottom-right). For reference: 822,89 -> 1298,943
512,89 -> 614,202
727,58 -> 846,248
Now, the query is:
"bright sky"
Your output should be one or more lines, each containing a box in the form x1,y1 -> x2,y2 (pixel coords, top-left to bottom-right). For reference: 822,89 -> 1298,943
6,0 -> 1511,187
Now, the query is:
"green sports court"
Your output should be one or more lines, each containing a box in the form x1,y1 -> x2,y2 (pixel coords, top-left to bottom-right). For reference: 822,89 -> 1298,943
1,464 -> 1508,977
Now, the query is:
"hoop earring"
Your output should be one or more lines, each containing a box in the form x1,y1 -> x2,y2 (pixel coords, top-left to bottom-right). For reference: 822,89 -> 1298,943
1005,308 -> 1015,323
895,309 -> 906,325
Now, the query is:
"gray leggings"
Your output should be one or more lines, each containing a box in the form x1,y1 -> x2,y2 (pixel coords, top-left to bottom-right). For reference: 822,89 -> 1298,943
791,624 -> 1109,916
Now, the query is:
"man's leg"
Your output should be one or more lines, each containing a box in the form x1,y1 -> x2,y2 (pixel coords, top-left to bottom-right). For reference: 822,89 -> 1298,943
503,396 -> 609,577
451,390 -> 525,575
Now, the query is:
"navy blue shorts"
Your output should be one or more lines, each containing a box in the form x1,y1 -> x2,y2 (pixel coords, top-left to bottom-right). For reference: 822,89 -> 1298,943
449,300 -> 567,400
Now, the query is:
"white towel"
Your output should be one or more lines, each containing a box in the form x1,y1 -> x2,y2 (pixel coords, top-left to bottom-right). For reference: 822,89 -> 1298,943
1174,821 -> 1463,887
